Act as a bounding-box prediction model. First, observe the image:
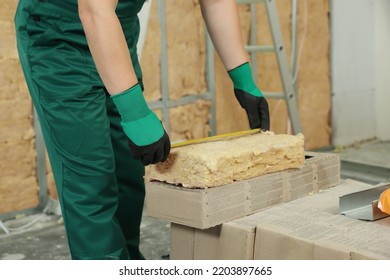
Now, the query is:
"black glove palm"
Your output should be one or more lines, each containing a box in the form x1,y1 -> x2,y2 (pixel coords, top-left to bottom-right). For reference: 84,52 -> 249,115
234,89 -> 270,131
126,129 -> 170,166
228,62 -> 270,131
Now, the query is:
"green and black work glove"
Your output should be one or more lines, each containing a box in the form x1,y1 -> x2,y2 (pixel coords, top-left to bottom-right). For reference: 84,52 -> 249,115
111,83 -> 171,165
228,62 -> 270,131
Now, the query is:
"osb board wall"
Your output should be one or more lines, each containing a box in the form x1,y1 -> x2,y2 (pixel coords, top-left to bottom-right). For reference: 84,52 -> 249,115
0,0 -> 39,214
1,0 -> 330,214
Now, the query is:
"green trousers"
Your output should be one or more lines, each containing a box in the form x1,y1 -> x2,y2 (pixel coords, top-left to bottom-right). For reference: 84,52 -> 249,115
15,0 -> 146,259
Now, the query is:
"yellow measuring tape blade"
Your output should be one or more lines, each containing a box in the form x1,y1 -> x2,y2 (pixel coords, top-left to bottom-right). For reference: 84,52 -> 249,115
171,128 -> 261,148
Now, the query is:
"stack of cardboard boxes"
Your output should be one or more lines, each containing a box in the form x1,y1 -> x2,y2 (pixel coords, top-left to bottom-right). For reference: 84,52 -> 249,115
144,151 -> 390,259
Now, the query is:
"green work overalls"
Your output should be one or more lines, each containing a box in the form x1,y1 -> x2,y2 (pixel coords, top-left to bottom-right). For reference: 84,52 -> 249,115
15,0 -> 147,259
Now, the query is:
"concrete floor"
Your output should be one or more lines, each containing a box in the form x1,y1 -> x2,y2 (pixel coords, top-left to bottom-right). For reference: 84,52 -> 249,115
1,140 -> 389,260
338,140 -> 390,185
0,207 -> 170,260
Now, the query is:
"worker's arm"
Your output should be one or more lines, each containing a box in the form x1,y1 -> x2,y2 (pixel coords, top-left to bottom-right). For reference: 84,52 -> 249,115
199,0 -> 270,131
199,0 -> 247,70
78,0 -> 170,165
78,0 -> 137,94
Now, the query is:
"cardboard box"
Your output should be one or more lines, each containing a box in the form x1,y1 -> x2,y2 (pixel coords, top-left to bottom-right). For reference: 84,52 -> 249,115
170,222 -> 255,260
304,151 -> 340,191
146,152 -> 340,229
251,181 -> 390,260
146,165 -> 316,229
170,179 -> 390,260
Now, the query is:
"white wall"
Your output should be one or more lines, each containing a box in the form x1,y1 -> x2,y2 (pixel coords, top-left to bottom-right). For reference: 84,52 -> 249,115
331,0 -> 390,146
331,0 -> 376,147
375,0 -> 390,140
137,0 -> 153,61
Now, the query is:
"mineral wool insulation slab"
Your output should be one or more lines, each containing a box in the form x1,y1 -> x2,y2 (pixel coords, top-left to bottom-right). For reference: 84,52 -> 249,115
146,152 -> 340,229
145,132 -> 305,188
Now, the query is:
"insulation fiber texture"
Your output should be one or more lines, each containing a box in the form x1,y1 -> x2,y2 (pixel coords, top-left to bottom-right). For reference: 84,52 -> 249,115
145,132 -> 305,188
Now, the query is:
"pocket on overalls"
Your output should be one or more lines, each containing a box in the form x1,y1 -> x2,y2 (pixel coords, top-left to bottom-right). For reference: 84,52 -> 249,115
27,16 -> 95,100
26,0 -> 64,45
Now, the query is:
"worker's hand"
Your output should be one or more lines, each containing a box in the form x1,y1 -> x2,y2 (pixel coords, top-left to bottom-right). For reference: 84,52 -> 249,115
124,122 -> 171,166
234,89 -> 270,131
111,84 -> 171,165
228,62 -> 270,131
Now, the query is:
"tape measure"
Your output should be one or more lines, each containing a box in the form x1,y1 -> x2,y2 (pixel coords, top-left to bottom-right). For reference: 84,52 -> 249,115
171,128 -> 261,148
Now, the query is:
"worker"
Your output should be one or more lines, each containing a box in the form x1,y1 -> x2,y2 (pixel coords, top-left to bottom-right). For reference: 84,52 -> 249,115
14,0 -> 270,260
